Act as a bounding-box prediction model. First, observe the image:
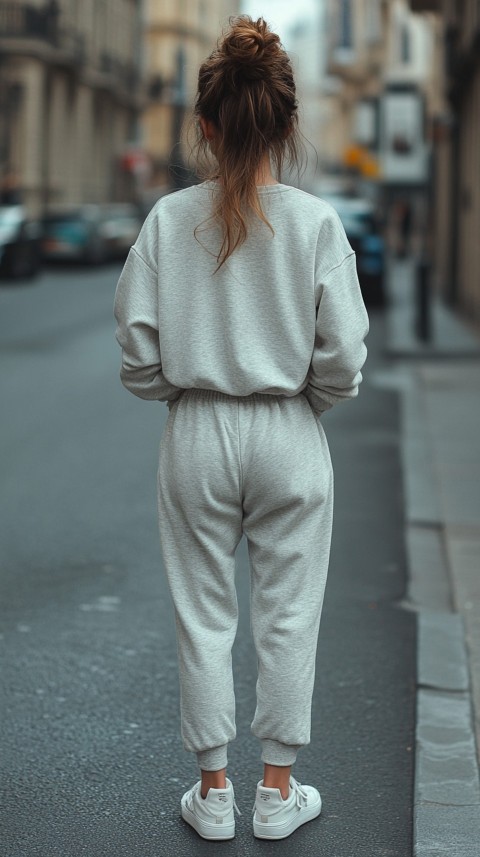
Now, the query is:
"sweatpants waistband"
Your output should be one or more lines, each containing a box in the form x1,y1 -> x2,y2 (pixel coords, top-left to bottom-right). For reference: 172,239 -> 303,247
179,388 -> 304,405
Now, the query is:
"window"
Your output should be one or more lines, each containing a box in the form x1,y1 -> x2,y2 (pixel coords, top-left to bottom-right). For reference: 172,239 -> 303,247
400,22 -> 411,63
366,0 -> 382,44
339,0 -> 353,49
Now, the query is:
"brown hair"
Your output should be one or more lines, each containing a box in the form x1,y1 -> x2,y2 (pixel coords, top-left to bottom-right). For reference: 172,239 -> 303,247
192,16 -> 302,270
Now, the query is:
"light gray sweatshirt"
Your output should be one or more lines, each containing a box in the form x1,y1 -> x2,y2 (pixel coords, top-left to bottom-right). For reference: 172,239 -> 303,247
114,181 -> 369,415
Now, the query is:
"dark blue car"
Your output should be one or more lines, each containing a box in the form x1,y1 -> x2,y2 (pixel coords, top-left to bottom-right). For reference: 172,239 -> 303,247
320,194 -> 386,308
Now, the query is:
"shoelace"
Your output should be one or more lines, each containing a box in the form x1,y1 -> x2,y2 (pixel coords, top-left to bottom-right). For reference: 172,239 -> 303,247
252,776 -> 309,814
293,778 -> 309,808
186,782 -> 242,816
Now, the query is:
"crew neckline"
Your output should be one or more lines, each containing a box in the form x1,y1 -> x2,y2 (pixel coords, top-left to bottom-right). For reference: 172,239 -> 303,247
198,180 -> 292,194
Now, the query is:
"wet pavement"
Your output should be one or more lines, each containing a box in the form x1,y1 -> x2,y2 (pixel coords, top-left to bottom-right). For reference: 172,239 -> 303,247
0,264 -> 415,856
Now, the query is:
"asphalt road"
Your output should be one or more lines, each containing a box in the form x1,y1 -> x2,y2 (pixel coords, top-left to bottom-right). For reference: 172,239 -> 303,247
0,263 -> 415,856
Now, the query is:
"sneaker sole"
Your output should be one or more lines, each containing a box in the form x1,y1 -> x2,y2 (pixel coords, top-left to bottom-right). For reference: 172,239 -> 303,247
181,804 -> 235,840
253,795 -> 322,840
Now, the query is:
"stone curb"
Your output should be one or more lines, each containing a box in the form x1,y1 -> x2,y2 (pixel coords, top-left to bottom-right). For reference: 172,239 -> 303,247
400,367 -> 480,857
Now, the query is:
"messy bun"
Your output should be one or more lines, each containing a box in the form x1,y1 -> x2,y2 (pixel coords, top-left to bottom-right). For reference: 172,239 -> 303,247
221,19 -> 281,80
192,16 -> 303,270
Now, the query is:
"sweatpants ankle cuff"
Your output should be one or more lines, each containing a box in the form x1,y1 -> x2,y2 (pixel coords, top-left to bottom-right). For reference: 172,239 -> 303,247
261,739 -> 302,766
197,744 -> 228,771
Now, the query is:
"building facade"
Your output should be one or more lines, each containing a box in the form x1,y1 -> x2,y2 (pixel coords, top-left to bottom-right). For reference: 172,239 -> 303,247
322,0 -> 387,174
411,0 -> 480,322
0,0 -> 144,215
286,8 -> 329,191
322,0 -> 443,210
142,0 -> 236,195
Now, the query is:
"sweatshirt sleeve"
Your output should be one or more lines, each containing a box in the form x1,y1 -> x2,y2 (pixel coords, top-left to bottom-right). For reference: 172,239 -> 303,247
304,252 -> 369,416
113,245 -> 183,403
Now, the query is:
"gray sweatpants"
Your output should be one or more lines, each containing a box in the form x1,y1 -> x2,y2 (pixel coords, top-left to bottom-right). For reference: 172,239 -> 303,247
157,389 -> 334,772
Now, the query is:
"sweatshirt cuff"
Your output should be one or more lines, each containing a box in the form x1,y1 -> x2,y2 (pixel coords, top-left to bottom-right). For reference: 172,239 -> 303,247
303,387 -> 332,416
166,392 -> 183,410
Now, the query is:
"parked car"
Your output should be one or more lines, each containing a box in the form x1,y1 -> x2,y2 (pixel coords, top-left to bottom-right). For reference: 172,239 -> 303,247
41,203 -> 142,265
319,193 -> 386,307
98,204 -> 143,259
0,205 -> 43,279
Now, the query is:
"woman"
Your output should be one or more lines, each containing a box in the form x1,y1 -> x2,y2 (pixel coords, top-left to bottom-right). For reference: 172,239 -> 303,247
114,15 -> 369,842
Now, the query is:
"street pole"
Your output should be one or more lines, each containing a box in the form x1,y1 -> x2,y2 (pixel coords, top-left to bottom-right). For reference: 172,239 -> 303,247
416,254 -> 431,341
415,133 -> 435,343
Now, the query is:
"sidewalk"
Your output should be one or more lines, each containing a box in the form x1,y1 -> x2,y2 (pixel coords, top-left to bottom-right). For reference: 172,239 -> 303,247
386,257 -> 480,360
385,257 -> 480,856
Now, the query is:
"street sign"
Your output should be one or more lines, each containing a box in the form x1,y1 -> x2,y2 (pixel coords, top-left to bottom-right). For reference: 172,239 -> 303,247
379,87 -> 429,185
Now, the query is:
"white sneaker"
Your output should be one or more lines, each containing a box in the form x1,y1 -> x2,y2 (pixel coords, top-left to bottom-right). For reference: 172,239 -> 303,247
181,777 -> 241,840
252,775 -> 322,840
